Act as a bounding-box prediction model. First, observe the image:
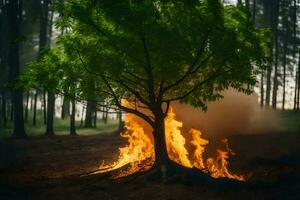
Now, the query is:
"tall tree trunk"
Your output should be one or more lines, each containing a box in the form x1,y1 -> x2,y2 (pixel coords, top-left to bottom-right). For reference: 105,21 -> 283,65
8,0 -> 26,138
245,0 -> 250,10
24,90 -> 29,121
1,91 -> 7,127
272,0 -> 280,109
61,95 -> 70,119
10,99 -> 13,121
102,106 -> 108,124
93,109 -> 97,128
32,89 -> 38,126
70,99 -> 76,135
282,21 -> 288,110
118,110 -> 123,132
260,72 -> 264,107
265,66 -> 272,106
84,100 -> 93,127
297,52 -> 300,110
45,91 -> 55,136
252,0 -> 256,23
80,105 -> 84,126
43,90 -> 47,125
153,110 -> 169,176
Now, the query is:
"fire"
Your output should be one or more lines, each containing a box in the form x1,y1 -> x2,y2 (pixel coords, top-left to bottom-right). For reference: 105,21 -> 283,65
98,101 -> 244,181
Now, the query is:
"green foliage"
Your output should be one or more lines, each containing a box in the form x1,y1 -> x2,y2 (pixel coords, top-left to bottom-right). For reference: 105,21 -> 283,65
53,0 -> 270,115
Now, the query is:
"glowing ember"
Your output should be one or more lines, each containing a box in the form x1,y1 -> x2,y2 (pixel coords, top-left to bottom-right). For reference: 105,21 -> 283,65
98,101 -> 244,181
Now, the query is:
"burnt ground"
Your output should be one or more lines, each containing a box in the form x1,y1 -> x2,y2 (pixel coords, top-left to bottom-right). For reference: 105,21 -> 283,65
0,132 -> 300,200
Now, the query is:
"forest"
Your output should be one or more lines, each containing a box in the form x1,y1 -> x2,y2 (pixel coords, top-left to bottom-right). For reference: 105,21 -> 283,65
0,0 -> 300,199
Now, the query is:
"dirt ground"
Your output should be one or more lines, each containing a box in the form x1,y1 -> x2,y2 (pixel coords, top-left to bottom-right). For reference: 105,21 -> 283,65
0,132 -> 300,200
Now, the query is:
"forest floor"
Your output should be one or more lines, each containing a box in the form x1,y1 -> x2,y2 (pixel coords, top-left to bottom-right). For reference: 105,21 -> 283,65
0,130 -> 300,200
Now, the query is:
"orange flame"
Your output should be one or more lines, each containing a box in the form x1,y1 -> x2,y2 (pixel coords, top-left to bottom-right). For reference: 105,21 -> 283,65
99,101 -> 244,181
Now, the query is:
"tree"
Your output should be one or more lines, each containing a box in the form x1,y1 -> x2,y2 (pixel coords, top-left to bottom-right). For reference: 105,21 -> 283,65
57,0 -> 269,175
8,0 -> 26,138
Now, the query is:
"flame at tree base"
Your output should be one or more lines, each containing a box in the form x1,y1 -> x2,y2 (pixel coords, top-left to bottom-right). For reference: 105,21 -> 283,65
99,104 -> 244,181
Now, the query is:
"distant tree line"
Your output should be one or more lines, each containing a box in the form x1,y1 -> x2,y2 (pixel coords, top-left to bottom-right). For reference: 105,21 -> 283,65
0,0 -> 116,138
241,0 -> 300,110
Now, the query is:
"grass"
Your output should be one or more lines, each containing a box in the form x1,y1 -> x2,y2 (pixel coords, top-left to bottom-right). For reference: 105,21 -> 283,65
1,109 -> 300,139
0,110 -> 119,139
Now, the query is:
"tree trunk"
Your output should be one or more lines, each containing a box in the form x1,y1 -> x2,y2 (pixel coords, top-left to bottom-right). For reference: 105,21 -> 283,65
8,0 -> 26,138
272,0 -> 280,109
93,109 -> 97,128
152,111 -> 169,176
61,95 -> 70,119
265,66 -> 272,107
245,0 -> 249,10
10,99 -> 14,121
43,90 -> 47,125
297,52 -> 300,110
282,22 -> 288,110
70,99 -> 76,135
45,91 -> 55,136
32,89 -> 38,126
1,91 -> 7,127
118,110 -> 123,132
260,72 -> 264,107
84,100 -> 93,127
24,90 -> 29,121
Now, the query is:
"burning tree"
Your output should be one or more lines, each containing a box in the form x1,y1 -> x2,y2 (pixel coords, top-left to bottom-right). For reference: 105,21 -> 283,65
57,0 -> 270,180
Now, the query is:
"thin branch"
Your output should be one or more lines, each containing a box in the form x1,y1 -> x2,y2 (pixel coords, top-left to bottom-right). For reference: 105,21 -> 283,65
164,68 -> 232,102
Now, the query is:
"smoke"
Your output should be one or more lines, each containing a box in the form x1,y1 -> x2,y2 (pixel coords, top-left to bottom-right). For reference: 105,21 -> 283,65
172,89 -> 281,139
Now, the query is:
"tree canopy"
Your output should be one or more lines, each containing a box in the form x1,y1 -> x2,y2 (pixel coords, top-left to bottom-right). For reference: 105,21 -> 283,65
52,0 -> 270,126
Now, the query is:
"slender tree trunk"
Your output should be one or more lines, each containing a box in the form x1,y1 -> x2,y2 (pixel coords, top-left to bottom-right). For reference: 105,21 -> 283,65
93,109 -> 97,128
294,68 -> 298,110
45,91 -> 55,136
265,66 -> 272,107
33,89 -> 38,126
80,105 -> 85,126
245,0 -> 249,10
282,26 -> 288,110
70,99 -> 76,135
102,107 -> 108,124
24,90 -> 29,121
297,52 -> 300,110
272,0 -> 280,109
260,72 -> 264,107
8,0 -> 26,138
252,0 -> 256,23
43,90 -> 47,125
84,100 -> 93,127
1,91 -> 7,127
10,99 -> 14,121
61,95 -> 70,119
118,110 -> 123,132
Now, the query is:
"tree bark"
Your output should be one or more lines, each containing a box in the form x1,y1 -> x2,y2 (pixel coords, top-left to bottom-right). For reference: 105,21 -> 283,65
152,110 -> 169,176
8,0 -> 26,138
43,90 -> 47,125
61,95 -> 70,119
282,20 -> 288,110
32,89 -> 38,126
1,91 -> 7,127
45,91 -> 55,136
24,90 -> 29,121
272,0 -> 280,109
70,99 -> 76,135
84,100 -> 93,127
260,72 -> 264,107
265,66 -> 272,107
297,52 -> 300,110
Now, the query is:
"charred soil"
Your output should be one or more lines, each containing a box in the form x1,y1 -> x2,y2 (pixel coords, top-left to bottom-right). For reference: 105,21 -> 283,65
0,132 -> 300,200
